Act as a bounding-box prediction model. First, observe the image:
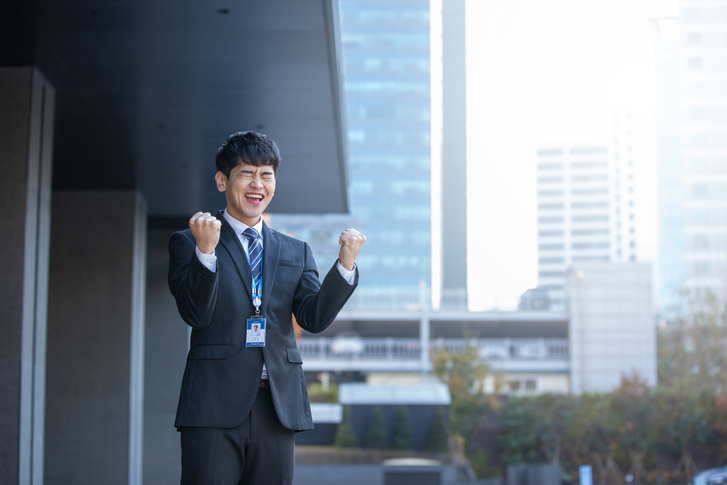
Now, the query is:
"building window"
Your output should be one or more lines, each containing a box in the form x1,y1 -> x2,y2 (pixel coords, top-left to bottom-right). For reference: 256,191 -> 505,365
694,261 -> 710,277
538,203 -> 564,210
572,215 -> 609,223
692,183 -> 708,198
539,244 -> 565,250
572,256 -> 609,262
537,163 -> 563,170
572,242 -> 610,250
571,201 -> 609,209
571,161 -> 608,169
571,174 -> 608,183
539,271 -> 563,278
571,188 -> 608,196
538,190 -> 563,197
539,257 -> 565,264
538,176 -> 564,184
694,235 -> 709,250
570,147 -> 607,155
572,229 -> 609,236
538,217 -> 564,223
537,149 -> 563,156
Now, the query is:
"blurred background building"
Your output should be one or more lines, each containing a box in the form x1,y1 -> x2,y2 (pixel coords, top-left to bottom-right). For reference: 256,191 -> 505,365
653,0 -> 727,320
270,0 -> 468,311
270,0 -> 435,309
535,138 -> 640,311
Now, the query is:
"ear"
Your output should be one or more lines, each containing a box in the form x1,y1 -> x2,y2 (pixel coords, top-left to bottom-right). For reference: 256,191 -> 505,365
215,171 -> 227,193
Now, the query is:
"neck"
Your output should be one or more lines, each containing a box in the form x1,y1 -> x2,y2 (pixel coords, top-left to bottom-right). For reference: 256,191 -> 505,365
227,209 -> 261,228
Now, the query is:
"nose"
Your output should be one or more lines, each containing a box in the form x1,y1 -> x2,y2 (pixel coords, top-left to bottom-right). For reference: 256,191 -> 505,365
250,175 -> 264,188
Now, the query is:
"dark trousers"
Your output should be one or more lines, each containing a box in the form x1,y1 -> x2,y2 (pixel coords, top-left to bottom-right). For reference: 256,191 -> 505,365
180,388 -> 295,485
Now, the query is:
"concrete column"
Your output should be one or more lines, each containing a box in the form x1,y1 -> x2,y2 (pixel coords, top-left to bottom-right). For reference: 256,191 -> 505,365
143,228 -> 189,485
441,0 -> 468,298
0,66 -> 55,485
45,191 -> 146,485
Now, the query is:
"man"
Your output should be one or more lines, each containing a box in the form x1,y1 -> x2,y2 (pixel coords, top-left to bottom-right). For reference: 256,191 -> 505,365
168,131 -> 365,484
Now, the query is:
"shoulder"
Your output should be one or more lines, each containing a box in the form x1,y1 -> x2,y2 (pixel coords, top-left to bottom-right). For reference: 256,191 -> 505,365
169,228 -> 196,252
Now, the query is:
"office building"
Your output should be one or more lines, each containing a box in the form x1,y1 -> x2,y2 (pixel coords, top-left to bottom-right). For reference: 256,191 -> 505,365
536,140 -> 638,310
271,0 -> 434,307
654,1 -> 727,318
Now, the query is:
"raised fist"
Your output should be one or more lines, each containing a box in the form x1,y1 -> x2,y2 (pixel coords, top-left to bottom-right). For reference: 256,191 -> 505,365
338,228 -> 366,271
189,212 -> 222,254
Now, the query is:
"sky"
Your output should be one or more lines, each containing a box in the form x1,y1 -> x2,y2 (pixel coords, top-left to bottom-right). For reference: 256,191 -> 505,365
464,0 -> 678,310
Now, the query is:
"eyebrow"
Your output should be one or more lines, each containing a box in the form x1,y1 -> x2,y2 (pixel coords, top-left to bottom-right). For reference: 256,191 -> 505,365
240,168 -> 275,175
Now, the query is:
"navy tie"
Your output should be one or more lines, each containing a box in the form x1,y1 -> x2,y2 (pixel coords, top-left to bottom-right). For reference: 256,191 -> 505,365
243,228 -> 262,289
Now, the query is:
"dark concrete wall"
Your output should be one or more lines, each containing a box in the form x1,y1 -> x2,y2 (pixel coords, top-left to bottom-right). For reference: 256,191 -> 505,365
143,228 -> 189,485
296,423 -> 338,446
45,191 -> 140,485
348,405 -> 448,452
294,464 -> 461,485
0,65 -> 33,485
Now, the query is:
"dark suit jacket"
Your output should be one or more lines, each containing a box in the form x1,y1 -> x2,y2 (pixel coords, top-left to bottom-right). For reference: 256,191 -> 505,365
168,212 -> 358,431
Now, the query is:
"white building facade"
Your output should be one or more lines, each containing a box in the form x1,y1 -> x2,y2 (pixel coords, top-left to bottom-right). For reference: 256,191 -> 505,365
536,142 -> 639,310
567,262 -> 657,393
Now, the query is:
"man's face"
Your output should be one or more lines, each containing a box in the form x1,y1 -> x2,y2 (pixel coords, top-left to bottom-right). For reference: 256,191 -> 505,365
215,161 -> 276,226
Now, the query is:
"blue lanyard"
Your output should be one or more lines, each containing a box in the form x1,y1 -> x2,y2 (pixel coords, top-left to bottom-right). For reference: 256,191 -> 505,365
245,239 -> 263,315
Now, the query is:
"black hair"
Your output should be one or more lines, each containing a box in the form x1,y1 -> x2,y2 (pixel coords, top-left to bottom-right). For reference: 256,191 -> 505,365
215,131 -> 281,177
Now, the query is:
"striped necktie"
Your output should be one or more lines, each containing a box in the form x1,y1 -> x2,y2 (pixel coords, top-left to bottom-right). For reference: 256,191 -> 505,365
243,228 -> 262,289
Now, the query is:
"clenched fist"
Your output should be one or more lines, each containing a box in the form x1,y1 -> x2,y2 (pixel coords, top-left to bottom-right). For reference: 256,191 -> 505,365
338,228 -> 366,271
190,211 -> 222,254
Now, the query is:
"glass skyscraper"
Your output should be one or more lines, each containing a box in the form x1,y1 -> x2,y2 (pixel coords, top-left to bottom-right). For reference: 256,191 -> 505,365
654,0 -> 727,318
269,0 -> 432,307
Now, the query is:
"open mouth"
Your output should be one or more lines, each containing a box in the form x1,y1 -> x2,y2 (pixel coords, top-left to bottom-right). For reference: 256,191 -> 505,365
245,193 -> 264,204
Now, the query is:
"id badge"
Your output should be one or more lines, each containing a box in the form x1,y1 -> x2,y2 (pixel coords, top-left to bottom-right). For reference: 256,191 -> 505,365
246,317 -> 266,347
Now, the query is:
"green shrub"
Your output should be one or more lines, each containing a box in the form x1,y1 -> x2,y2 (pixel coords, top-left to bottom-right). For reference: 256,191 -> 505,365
426,407 -> 449,453
307,382 -> 338,403
334,406 -> 357,448
365,406 -> 388,449
392,406 -> 414,450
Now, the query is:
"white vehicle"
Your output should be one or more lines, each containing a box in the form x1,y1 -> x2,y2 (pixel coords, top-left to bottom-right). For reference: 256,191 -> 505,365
330,332 -> 364,355
695,467 -> 727,485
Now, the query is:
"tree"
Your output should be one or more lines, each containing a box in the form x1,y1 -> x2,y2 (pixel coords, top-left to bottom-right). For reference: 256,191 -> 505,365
536,393 -> 578,465
658,289 -> 727,394
431,343 -> 494,445
365,406 -> 387,449
426,407 -> 449,453
391,406 -> 414,450
334,406 -> 357,448
498,396 -> 539,465
610,373 -> 656,483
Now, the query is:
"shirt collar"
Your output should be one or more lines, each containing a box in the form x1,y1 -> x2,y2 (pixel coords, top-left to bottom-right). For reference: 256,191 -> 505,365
222,209 -> 264,239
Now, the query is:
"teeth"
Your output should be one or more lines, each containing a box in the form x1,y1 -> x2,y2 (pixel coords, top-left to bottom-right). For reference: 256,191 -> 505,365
246,194 -> 263,199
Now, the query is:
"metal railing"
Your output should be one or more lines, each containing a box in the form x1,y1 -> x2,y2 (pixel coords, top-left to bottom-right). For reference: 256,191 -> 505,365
297,338 -> 568,362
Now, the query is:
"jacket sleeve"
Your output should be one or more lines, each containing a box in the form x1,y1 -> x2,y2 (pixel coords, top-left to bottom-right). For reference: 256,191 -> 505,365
292,242 -> 358,334
168,231 -> 219,328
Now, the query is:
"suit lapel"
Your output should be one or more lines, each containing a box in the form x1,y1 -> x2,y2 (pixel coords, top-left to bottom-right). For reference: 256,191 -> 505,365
216,211 -> 253,298
260,221 -> 280,316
